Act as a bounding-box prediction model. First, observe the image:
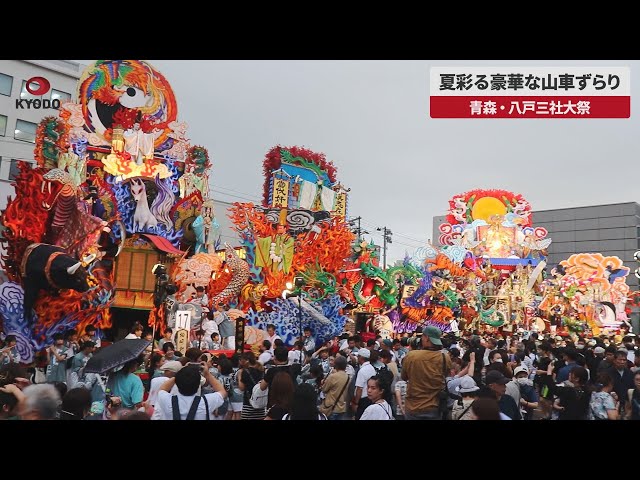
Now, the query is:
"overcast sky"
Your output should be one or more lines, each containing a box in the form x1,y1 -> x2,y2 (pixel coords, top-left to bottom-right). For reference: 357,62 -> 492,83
81,60 -> 640,264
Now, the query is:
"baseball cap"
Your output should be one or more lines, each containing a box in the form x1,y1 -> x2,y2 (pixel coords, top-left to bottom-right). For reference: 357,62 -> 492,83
161,360 -> 183,373
485,370 -> 510,385
513,366 -> 529,377
382,339 -> 393,348
424,326 -> 443,346
456,375 -> 479,393
355,348 -> 371,359
594,346 -> 605,355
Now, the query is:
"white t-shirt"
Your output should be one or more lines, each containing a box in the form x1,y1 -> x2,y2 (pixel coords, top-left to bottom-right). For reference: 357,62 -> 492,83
201,319 -> 219,337
258,350 -> 273,365
147,376 -> 177,407
288,349 -> 303,365
268,333 -> 282,347
360,400 -> 394,420
155,390 -> 224,420
124,333 -> 139,339
355,362 -> 376,391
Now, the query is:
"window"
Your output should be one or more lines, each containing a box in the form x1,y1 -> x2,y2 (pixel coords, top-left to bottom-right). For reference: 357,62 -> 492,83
9,159 -> 23,181
0,114 -> 7,136
20,78 -> 49,100
50,89 -> 71,103
0,73 -> 12,96
14,119 -> 37,143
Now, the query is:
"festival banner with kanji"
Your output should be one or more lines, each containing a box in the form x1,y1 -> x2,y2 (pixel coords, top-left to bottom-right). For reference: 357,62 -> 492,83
333,192 -> 347,217
271,177 -> 289,208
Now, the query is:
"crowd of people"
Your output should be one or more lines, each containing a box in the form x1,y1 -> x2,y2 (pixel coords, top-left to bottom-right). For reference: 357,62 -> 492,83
1,319 -> 639,421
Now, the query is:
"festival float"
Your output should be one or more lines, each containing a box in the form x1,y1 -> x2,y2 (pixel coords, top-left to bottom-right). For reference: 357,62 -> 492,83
0,60 -> 227,360
538,253 -> 632,337
389,189 -> 553,335
229,146 -> 354,348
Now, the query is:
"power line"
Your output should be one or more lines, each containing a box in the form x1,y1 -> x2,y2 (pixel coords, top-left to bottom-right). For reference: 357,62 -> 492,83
211,184 -> 262,201
211,189 -> 259,203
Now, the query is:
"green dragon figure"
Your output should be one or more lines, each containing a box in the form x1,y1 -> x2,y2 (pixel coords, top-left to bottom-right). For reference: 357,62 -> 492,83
300,263 -> 337,301
353,262 -> 423,309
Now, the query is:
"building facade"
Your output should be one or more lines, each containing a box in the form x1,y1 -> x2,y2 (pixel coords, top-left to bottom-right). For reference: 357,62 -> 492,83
0,60 -> 84,210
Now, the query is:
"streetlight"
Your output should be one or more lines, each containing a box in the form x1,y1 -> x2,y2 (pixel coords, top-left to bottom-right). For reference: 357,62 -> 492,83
294,276 -> 305,344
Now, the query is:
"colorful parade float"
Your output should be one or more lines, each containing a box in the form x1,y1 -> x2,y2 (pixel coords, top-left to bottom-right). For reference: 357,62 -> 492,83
0,60 -> 231,360
398,189 -> 634,338
228,146 -> 355,348
538,253 -> 632,337
383,189 -> 553,336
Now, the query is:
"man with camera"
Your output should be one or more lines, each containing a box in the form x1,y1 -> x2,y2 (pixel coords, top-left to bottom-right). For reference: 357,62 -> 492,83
401,326 -> 451,420
155,362 -> 227,420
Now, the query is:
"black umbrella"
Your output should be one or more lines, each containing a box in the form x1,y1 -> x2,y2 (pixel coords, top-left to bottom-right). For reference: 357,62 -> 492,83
84,338 -> 151,374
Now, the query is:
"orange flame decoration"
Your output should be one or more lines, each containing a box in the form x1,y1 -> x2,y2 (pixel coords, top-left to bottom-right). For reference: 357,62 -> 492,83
148,305 -> 165,335
209,267 -> 233,302
426,254 -> 469,277
229,202 -> 355,298
401,304 -> 454,323
1,165 -> 49,281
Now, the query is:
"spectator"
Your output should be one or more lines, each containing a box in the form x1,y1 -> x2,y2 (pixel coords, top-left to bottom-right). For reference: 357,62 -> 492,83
20,384 -> 61,420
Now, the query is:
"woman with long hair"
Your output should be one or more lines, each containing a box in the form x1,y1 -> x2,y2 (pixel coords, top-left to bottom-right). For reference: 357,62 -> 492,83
264,370 -> 295,420
238,351 -> 266,420
550,365 -> 592,420
282,383 -> 327,420
359,375 -> 394,420
146,352 -> 165,381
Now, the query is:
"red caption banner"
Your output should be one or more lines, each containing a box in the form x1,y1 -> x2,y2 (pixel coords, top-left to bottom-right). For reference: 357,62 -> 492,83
430,96 -> 630,118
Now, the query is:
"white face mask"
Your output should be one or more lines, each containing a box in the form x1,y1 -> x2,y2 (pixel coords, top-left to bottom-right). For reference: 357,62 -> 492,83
493,358 -> 503,363
517,377 -> 530,386
576,344 -> 585,350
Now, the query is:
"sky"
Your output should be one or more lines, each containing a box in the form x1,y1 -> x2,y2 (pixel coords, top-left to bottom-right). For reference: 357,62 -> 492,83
79,59 -> 640,265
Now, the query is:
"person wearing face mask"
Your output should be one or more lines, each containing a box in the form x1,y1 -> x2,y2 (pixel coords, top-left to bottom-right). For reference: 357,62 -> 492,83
513,365 -> 538,420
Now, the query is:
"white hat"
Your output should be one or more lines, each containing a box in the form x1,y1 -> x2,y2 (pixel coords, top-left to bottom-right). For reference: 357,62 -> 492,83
594,346 -> 605,355
355,348 -> 370,359
513,365 -> 529,377
456,375 -> 479,393
161,360 -> 183,373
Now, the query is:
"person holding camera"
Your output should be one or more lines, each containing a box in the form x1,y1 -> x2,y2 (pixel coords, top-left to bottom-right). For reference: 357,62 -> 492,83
401,326 -> 451,421
155,363 -> 227,420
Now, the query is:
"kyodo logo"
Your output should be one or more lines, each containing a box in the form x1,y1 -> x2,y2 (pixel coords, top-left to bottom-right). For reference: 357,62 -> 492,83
15,76 -> 60,109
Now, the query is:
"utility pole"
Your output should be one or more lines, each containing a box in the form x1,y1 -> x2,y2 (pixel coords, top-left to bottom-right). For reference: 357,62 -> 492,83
376,227 -> 393,269
349,216 -> 368,243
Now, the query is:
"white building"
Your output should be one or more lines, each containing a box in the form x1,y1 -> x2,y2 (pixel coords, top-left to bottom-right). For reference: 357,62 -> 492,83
0,60 -> 85,210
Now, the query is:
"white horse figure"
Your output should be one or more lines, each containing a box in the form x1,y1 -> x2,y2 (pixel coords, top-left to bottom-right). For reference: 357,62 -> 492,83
130,178 -> 158,230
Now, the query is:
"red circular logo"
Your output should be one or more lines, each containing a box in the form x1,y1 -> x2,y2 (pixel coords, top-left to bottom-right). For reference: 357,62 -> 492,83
25,76 -> 50,96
